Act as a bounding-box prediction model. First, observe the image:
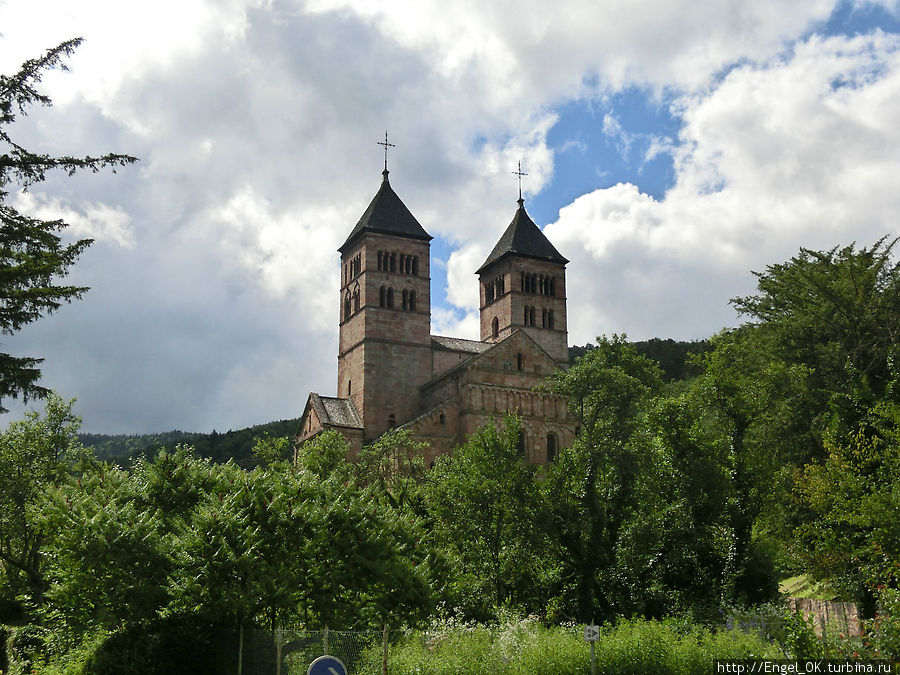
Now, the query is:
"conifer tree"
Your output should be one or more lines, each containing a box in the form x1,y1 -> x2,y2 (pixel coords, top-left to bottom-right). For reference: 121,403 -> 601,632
0,38 -> 136,411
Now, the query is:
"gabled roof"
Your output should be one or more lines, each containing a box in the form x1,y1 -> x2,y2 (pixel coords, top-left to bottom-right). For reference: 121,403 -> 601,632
431,335 -> 493,355
307,393 -> 363,430
338,170 -> 432,254
421,328 -> 563,392
477,199 -> 568,274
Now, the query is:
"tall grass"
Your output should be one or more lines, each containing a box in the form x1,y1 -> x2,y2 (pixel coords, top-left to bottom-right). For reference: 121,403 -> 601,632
358,615 -> 781,675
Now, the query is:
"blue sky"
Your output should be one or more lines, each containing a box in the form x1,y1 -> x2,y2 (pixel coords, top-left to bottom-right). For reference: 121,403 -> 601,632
2,0 -> 900,433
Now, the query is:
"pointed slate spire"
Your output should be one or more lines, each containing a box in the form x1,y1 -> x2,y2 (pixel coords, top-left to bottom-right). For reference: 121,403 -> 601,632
339,170 -> 432,254
476,198 -> 568,273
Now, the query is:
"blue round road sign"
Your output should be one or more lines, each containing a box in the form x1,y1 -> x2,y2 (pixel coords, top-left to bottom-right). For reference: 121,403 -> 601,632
307,655 -> 347,675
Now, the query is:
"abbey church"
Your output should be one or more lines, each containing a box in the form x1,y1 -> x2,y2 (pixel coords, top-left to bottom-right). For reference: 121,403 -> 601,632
296,166 -> 576,465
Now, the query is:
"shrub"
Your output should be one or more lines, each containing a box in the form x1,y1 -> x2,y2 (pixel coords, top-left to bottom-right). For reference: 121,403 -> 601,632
77,615 -> 237,675
6,624 -> 49,675
723,603 -> 823,658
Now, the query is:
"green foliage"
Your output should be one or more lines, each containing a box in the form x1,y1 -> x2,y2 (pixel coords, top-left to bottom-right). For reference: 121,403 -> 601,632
794,404 -> 900,605
251,432 -> 291,465
77,615 -> 229,675
78,417 -> 300,464
724,603 -> 823,659
569,339 -> 711,382
426,416 -> 548,618
359,615 -> 780,675
355,428 -> 426,512
631,338 -> 712,382
862,586 -> 900,661
6,624 -> 49,675
10,235 -> 900,668
692,328 -> 813,603
1,415 -> 436,668
544,336 -> 663,621
613,394 -> 738,616
42,461 -> 171,638
0,394 -> 83,603
0,38 -> 136,410
294,428 -> 352,479
732,238 -> 900,440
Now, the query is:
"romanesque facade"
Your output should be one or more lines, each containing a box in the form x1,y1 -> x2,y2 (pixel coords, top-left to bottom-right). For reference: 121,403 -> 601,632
296,168 -> 575,465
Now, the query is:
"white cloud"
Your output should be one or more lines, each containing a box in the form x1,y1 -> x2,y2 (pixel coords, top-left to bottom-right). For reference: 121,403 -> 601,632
3,0 -> 899,433
305,0 -> 840,96
13,192 -> 135,248
431,307 -> 480,341
547,31 -> 900,344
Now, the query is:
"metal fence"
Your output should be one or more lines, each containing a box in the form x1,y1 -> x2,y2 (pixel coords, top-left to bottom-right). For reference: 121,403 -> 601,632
225,626 -> 384,675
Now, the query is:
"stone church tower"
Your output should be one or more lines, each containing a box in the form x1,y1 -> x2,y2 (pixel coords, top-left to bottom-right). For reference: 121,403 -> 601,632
336,168 -> 433,441
477,196 -> 569,365
298,161 -> 576,463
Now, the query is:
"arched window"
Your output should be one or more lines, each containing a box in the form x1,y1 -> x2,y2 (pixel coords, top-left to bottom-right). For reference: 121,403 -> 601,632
379,286 -> 386,307
405,256 -> 411,274
412,256 -> 419,276
521,272 -> 526,291
344,294 -> 351,320
387,287 -> 394,308
389,252 -> 396,272
549,277 -> 556,297
498,275 -> 505,295
517,431 -> 526,457
542,308 -> 547,328
529,306 -> 535,326
439,412 -> 446,425
388,413 -> 397,429
402,289 -> 409,310
546,433 -> 558,462
353,287 -> 360,312
548,310 -> 555,330
530,274 -> 537,294
377,251 -> 383,271
409,291 -> 417,312
492,317 -> 499,338
517,353 -> 524,371
524,306 -> 529,325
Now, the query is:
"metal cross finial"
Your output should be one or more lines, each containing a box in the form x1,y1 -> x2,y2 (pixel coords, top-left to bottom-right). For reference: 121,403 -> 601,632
377,131 -> 395,173
512,161 -> 528,203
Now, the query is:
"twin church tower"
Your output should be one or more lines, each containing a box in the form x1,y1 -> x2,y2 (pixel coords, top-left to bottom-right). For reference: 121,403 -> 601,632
297,157 -> 575,464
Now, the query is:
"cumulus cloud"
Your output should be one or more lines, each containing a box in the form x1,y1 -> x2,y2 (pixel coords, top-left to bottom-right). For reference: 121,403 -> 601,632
2,0 -> 899,433
13,192 -> 135,248
547,30 -> 900,344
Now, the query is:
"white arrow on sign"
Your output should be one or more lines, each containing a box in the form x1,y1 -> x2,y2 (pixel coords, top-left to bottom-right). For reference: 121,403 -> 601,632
328,668 -> 340,675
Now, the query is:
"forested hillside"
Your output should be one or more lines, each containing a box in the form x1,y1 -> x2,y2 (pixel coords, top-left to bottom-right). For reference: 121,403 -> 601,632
79,418 -> 300,465
570,338 -> 712,382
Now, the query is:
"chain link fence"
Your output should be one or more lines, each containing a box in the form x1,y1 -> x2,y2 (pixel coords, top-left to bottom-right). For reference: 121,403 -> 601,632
221,627 -> 384,675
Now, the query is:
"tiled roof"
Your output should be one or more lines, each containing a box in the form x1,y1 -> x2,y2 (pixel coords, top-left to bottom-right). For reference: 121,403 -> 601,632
476,199 -> 568,273
309,394 -> 363,429
431,335 -> 492,354
339,171 -> 432,254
